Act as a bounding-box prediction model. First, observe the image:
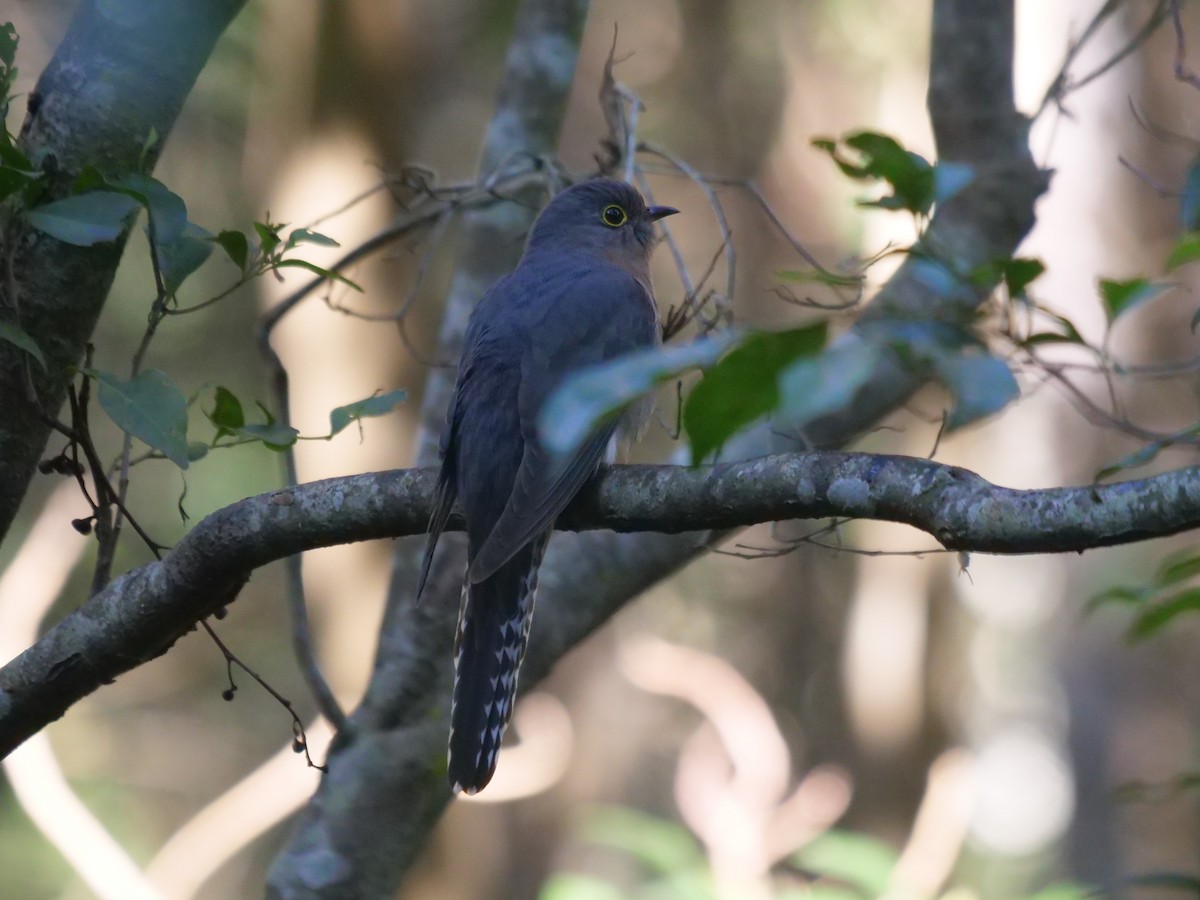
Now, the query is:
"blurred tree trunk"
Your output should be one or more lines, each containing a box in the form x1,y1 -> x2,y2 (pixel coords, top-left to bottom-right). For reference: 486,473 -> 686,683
268,0 -> 1045,896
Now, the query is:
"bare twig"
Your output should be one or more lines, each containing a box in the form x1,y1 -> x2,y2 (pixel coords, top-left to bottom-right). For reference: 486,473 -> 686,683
1036,0 -> 1170,117
200,619 -> 327,772
1172,0 -> 1200,89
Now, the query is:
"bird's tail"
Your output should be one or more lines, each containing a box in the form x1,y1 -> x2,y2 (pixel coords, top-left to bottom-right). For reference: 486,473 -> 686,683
448,534 -> 549,794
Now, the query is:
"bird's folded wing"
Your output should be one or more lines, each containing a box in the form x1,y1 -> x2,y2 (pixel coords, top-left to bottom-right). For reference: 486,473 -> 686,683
417,359 -> 472,599
467,424 -> 615,584
416,459 -> 456,599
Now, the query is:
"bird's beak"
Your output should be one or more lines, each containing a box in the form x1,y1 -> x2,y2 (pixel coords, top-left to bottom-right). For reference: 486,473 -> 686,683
647,205 -> 679,222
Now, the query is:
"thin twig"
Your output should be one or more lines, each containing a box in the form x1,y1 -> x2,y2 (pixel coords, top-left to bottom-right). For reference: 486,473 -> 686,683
1037,0 -> 1171,117
1172,0 -> 1200,88
200,619 -> 327,772
640,141 -> 736,304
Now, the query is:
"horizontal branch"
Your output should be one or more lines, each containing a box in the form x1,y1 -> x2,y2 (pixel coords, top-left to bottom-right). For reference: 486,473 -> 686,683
2,451 -> 1198,759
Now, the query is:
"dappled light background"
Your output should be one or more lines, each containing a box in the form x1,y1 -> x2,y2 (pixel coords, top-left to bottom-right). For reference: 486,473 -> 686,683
3,1 -> 1200,898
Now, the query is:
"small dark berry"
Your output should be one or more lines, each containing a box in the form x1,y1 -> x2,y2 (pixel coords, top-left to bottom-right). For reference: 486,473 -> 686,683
221,688 -> 236,701
292,739 -> 305,754
71,518 -> 93,535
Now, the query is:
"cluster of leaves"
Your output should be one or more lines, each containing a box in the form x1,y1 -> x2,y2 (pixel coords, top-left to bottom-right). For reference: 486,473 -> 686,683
80,373 -> 405,472
25,167 -> 360,300
1088,548 -> 1200,641
540,806 -> 1089,900
8,127 -> 392,471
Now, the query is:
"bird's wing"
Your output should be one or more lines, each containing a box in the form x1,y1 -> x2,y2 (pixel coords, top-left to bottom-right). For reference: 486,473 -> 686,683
416,453 -> 456,600
416,405 -> 459,599
467,424 -> 615,584
467,267 -> 658,584
416,297 -> 500,599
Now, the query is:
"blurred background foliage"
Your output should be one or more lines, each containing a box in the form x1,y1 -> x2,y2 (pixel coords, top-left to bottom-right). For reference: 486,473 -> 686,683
4,0 -> 1200,898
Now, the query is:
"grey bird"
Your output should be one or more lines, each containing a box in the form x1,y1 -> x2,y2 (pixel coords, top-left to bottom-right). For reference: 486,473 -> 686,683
418,177 -> 677,794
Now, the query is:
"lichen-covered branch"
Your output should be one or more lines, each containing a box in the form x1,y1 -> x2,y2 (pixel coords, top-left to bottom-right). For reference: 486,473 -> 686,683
0,0 -> 248,544
4,452 -> 1198,762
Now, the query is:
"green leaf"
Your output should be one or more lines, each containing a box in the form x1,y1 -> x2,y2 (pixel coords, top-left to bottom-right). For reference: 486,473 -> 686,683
27,192 -> 141,246
0,162 -> 37,203
328,388 -> 407,436
0,321 -> 45,369
814,131 -> 937,214
1022,332 -> 1081,347
933,352 -> 1020,430
793,830 -> 898,896
254,221 -> 282,257
94,369 -> 191,468
1129,588 -> 1200,640
540,331 -> 742,458
845,131 -> 935,215
577,805 -> 704,876
0,141 -> 32,170
1083,585 -> 1144,617
1099,278 -> 1169,323
213,230 -> 250,271
1128,872 -> 1200,893
1000,257 -> 1046,299
156,223 -> 214,295
187,441 -> 209,462
239,422 -> 299,450
1094,440 -> 1169,481
274,258 -> 362,291
538,874 -> 626,900
778,338 -> 876,428
71,165 -> 108,194
1155,550 -> 1200,587
287,228 -> 340,249
112,173 -> 188,245
206,385 -> 245,438
1028,884 -> 1096,900
1021,309 -> 1085,348
683,323 -> 828,464
1166,233 -> 1200,271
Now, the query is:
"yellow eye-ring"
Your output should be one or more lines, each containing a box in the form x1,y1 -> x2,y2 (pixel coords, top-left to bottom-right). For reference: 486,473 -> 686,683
601,204 -> 628,227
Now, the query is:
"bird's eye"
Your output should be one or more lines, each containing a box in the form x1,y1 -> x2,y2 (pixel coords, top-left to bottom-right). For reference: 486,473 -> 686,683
601,204 -> 628,227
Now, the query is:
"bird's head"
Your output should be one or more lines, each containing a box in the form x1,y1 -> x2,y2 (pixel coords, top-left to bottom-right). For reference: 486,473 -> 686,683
525,177 -> 678,270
